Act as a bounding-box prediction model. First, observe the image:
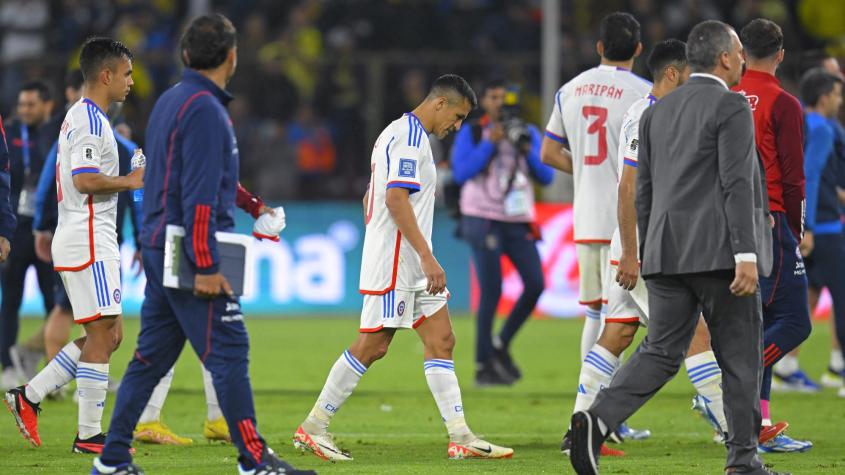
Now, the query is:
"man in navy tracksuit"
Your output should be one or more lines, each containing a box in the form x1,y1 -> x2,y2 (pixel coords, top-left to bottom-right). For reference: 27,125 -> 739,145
0,114 -> 17,265
96,14 -> 315,475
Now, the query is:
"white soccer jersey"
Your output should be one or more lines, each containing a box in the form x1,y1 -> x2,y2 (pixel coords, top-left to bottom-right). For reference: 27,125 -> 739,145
360,113 -> 436,294
545,65 -> 651,242
52,98 -> 120,270
610,95 -> 655,263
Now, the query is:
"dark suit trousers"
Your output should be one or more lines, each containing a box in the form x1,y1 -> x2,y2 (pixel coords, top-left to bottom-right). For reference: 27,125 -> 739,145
591,273 -> 764,471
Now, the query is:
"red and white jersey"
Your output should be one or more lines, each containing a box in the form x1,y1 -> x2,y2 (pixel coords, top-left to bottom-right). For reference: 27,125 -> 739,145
52,98 -> 120,270
610,95 -> 655,262
360,113 -> 436,294
545,65 -> 651,242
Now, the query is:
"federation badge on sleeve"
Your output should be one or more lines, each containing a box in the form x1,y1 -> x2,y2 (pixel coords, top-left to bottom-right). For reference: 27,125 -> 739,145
399,158 -> 417,178
84,147 -> 95,162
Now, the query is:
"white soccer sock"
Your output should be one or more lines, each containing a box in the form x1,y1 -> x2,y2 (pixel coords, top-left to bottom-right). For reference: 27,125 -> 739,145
303,350 -> 366,434
574,344 -> 619,414
830,349 -> 844,373
77,362 -> 109,439
580,308 -> 602,360
774,354 -> 799,375
26,341 -> 80,403
685,351 -> 728,433
424,359 -> 474,443
138,367 -> 174,424
202,365 -> 223,421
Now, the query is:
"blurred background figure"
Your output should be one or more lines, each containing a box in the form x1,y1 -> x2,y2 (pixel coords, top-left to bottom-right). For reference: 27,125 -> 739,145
451,80 -> 553,386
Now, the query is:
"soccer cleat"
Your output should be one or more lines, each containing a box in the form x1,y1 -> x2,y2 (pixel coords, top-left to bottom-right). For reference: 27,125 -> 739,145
1,367 -> 19,390
204,416 -> 231,442
609,422 -> 650,442
73,432 -> 107,454
4,385 -> 41,447
492,346 -> 522,381
820,367 -> 843,388
91,457 -> 145,474
771,369 -> 821,393
561,429 -> 624,457
447,438 -> 514,459
839,386 -> 845,398
134,420 -> 193,445
757,432 -> 813,453
9,345 -> 42,382
293,425 -> 353,461
239,446 -> 317,475
759,422 -> 788,444
475,361 -> 514,387
569,411 -> 606,475
692,395 -> 726,441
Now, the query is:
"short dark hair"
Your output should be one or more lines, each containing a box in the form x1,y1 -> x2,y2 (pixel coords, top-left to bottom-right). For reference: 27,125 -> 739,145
481,77 -> 507,97
599,12 -> 641,61
181,13 -> 237,70
800,67 -> 843,107
740,18 -> 783,60
79,37 -> 133,82
686,21 -> 734,73
19,81 -> 52,102
646,39 -> 687,79
428,74 -> 478,109
65,69 -> 84,91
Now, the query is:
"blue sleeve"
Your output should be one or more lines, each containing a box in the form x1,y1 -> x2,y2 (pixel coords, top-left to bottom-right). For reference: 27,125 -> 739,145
0,120 -> 16,240
179,99 -> 225,274
33,141 -> 57,231
114,132 -> 144,244
450,125 -> 496,185
525,125 -> 554,185
804,122 -> 835,230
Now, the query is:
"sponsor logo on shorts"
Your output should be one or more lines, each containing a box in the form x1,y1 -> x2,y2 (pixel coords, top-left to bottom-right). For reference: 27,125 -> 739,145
113,289 -> 121,303
398,301 -> 406,316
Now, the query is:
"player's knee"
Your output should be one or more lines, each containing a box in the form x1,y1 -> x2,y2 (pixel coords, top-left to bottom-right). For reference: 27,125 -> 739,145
427,331 -> 456,356
112,331 -> 123,351
598,322 -> 637,355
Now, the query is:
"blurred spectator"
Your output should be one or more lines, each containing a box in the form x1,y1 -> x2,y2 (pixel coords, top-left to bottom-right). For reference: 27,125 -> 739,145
288,103 -> 337,199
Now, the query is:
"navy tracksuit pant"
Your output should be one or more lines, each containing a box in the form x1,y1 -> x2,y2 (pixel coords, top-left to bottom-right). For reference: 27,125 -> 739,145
101,248 -> 266,466
806,232 -> 845,360
759,212 -> 812,401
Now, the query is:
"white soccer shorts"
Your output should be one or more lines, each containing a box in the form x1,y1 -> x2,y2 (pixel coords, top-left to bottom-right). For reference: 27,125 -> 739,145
605,259 -> 648,326
59,259 -> 122,323
360,288 -> 449,332
576,243 -> 609,306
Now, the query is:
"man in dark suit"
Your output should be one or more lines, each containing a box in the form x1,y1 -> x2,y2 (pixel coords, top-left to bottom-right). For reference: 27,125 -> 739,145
569,20 -> 788,475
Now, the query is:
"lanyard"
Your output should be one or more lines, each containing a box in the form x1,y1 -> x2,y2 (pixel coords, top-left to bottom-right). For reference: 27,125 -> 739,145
19,124 -> 30,171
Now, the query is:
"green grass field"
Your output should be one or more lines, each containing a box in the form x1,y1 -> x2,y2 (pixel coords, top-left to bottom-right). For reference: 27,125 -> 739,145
1,316 -> 843,474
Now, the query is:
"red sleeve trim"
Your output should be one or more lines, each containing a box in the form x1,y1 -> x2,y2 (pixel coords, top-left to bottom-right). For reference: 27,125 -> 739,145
193,204 -> 212,268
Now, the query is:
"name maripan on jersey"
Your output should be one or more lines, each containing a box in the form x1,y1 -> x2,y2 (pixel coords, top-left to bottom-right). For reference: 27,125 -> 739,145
574,84 -> 625,100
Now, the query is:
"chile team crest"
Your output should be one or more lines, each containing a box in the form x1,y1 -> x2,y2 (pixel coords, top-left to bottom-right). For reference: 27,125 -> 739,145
113,289 -> 121,304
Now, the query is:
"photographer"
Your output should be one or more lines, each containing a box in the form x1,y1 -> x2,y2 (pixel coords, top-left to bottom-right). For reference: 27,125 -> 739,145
451,79 -> 553,386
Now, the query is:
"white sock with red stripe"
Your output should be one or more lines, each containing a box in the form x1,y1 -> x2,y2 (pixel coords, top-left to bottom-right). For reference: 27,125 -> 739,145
139,367 -> 174,424
424,359 -> 474,444
580,308 -> 602,360
77,362 -> 109,439
26,341 -> 80,403
302,350 -> 366,434
573,344 -> 618,414
685,351 -> 727,433
202,365 -> 223,420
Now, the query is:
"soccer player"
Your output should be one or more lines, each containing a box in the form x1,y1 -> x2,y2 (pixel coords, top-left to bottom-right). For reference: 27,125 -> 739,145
732,18 -> 812,453
293,75 -> 513,462
4,37 -> 143,453
540,11 -> 652,441
560,39 -> 742,456
94,14 -> 314,475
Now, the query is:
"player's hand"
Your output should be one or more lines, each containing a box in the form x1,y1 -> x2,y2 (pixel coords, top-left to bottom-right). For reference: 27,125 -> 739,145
730,261 -> 758,297
126,166 -> 145,190
131,249 -> 143,277
488,123 -> 505,143
421,253 -> 446,295
258,205 -> 275,217
615,252 -> 639,291
194,272 -> 234,299
0,236 -> 9,263
799,230 -> 814,257
34,231 -> 52,262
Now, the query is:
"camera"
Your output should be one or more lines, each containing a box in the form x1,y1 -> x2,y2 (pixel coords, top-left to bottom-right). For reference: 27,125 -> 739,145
500,87 -> 531,149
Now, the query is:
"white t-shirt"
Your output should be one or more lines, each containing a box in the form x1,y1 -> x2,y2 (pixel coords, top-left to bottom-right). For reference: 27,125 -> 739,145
52,98 -> 120,270
360,113 -> 436,293
610,95 -> 655,262
545,64 -> 651,242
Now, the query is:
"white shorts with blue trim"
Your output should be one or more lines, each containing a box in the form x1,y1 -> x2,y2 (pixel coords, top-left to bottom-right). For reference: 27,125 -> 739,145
59,259 -> 122,323
360,288 -> 449,332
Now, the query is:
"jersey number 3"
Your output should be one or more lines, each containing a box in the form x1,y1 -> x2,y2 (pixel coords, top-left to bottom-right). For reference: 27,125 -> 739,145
582,106 -> 608,166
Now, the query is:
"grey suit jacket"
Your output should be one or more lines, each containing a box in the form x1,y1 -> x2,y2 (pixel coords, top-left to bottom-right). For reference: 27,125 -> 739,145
636,75 -> 773,278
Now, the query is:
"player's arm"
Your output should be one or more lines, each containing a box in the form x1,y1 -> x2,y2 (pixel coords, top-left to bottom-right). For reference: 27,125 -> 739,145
70,134 -> 143,194
525,126 -> 554,185
385,187 -> 445,295
634,110 -> 653,260
801,123 -> 835,257
236,181 -> 273,218
450,123 -> 496,184
773,93 -> 806,239
362,190 -> 368,218
540,91 -> 573,174
33,141 -> 58,262
616,164 -> 639,291
0,114 -> 15,261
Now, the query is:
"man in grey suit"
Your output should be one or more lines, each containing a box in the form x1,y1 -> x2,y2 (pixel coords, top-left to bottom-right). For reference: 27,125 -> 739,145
569,20 -> 789,475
